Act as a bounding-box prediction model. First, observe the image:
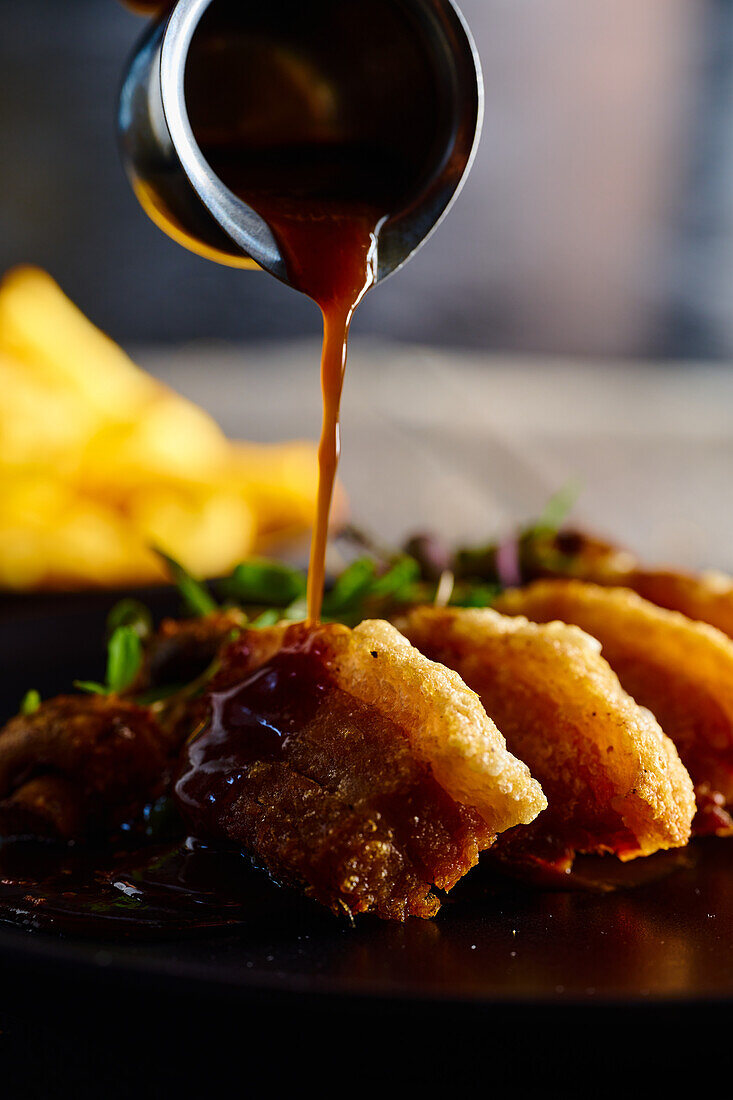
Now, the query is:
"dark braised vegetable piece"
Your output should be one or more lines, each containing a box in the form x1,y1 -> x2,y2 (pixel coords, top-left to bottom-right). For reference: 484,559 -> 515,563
175,619 -> 545,920
0,696 -> 172,841
133,609 -> 246,695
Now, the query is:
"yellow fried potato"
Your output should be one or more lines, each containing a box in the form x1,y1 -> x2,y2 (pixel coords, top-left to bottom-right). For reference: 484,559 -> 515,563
0,267 -> 332,587
126,483 -> 256,579
79,393 -> 231,496
0,267 -> 156,418
398,606 -> 694,873
496,580 -> 733,834
0,493 -> 159,589
0,477 -> 88,588
0,354 -> 100,471
229,440 -> 342,538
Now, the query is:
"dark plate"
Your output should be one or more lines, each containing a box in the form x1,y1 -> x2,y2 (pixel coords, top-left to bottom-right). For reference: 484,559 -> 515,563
1,590 -> 732,1086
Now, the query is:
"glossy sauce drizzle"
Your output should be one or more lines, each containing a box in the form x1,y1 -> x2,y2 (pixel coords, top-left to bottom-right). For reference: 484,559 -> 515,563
245,197 -> 383,622
175,637 -> 335,831
195,154 -> 387,620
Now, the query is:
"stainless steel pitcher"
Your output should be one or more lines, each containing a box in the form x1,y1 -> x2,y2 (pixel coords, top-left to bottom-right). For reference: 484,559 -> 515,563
118,0 -> 483,287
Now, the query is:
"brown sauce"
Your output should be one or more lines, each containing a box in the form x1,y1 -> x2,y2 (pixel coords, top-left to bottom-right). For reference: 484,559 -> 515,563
0,830 -> 690,939
245,195 -> 383,622
195,154 -> 390,620
175,640 -> 335,828
0,835 -> 317,938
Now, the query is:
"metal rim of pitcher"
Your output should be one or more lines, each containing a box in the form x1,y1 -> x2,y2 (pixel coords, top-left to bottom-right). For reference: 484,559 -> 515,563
158,0 -> 484,287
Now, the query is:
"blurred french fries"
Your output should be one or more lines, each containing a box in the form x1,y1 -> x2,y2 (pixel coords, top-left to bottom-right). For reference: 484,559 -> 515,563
0,266 -> 339,589
0,267 -> 155,418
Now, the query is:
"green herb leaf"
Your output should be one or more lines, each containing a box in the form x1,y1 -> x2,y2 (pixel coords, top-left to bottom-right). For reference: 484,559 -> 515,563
153,547 -> 218,616
74,680 -> 108,696
370,556 -> 420,599
283,597 -> 308,622
527,480 -> 582,536
251,608 -> 282,629
133,683 -> 186,706
19,689 -> 41,716
107,598 -> 153,640
106,626 -> 143,694
224,559 -> 306,607
322,558 -> 377,615
74,625 -> 143,697
450,582 -> 502,608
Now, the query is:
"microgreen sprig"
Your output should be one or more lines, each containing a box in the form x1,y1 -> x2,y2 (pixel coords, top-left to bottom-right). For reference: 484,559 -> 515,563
75,625 -> 143,697
106,598 -> 153,640
153,547 -> 218,616
221,559 -> 306,606
523,480 -> 582,540
19,689 -> 41,716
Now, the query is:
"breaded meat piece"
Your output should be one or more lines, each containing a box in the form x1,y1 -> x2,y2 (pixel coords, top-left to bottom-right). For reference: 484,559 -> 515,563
497,580 -> 733,835
519,528 -> 733,639
398,607 -> 694,878
0,695 -> 170,840
175,619 -> 546,920
619,569 -> 733,641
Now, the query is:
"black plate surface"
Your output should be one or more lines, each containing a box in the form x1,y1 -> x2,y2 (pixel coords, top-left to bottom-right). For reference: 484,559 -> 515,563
1,589 -> 732,1080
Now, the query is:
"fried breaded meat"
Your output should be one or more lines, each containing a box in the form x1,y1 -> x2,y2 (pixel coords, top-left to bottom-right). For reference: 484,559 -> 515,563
497,580 -> 733,834
398,606 -> 694,877
0,695 -> 171,840
520,528 -> 733,639
175,619 -> 546,919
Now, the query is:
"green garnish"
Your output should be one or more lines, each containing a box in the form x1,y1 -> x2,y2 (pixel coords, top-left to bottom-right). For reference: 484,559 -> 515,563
319,555 -> 423,623
251,608 -> 282,629
75,625 -> 143,696
20,689 -> 41,716
222,559 -> 306,607
449,582 -> 502,608
321,558 -> 377,616
525,480 -> 582,537
282,597 -> 308,622
370,556 -> 421,599
453,481 -> 583,586
106,598 -> 153,640
153,547 -> 218,616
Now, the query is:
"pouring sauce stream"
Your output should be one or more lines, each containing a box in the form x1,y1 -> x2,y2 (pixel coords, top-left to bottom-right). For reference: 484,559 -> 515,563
197,152 -> 390,620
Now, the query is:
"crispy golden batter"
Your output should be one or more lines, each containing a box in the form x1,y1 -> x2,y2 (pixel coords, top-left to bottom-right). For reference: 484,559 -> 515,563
175,620 -> 545,919
331,620 -> 547,833
398,606 -> 694,876
496,580 -> 733,834
621,569 -> 733,639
